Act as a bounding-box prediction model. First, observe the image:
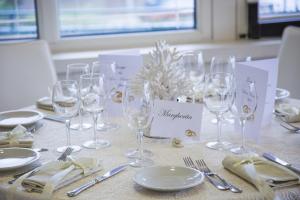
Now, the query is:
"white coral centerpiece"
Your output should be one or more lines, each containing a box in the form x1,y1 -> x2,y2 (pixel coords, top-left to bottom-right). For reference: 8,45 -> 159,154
131,41 -> 192,100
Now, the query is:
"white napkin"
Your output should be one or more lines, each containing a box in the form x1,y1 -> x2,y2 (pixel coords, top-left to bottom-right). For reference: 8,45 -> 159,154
276,103 -> 300,123
5,157 -> 101,200
36,97 -> 53,111
0,125 -> 33,148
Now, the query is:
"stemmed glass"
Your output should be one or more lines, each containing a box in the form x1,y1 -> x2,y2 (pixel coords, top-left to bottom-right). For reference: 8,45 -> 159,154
80,74 -> 110,149
91,61 -> 119,131
66,63 -> 92,131
123,82 -> 154,167
52,80 -> 82,153
203,72 -> 233,150
182,51 -> 205,102
230,79 -> 257,154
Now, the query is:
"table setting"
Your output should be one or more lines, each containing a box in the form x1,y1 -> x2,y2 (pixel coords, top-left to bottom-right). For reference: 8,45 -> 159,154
0,41 -> 300,200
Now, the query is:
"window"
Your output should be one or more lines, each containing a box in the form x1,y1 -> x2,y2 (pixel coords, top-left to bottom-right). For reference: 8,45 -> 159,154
259,0 -> 300,23
58,0 -> 196,37
248,0 -> 300,38
0,0 -> 38,41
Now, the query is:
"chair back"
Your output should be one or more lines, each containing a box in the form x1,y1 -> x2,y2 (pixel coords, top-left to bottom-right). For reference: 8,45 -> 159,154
0,40 -> 57,111
278,26 -> 300,98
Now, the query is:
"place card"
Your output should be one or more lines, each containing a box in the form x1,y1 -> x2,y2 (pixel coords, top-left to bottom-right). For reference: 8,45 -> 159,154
98,53 -> 143,116
235,62 -> 269,141
150,100 -> 203,142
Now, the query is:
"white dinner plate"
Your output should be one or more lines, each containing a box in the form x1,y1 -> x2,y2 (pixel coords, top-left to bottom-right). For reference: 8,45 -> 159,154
0,148 -> 40,171
275,88 -> 290,101
0,110 -> 44,128
133,166 -> 204,191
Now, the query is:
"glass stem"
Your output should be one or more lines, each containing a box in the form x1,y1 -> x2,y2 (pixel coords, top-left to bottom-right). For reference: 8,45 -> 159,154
137,129 -> 144,160
79,104 -> 83,129
216,114 -> 222,143
240,119 -> 246,149
66,119 -> 71,146
93,113 -> 98,145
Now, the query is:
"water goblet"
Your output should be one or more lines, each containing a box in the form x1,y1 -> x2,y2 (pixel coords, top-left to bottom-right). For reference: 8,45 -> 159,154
52,80 -> 82,153
203,72 -> 233,150
80,74 -> 110,149
123,82 -> 154,167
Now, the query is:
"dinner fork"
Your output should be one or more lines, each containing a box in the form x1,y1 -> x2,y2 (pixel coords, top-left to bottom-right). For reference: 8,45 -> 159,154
183,157 -> 228,190
8,147 -> 73,184
196,159 -> 242,193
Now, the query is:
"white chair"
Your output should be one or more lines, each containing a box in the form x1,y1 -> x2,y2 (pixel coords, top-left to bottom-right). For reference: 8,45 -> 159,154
278,26 -> 300,99
0,40 -> 57,112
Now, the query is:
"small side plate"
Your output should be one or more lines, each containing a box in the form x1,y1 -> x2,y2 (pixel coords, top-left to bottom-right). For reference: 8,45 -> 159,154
0,110 -> 44,128
133,166 -> 204,191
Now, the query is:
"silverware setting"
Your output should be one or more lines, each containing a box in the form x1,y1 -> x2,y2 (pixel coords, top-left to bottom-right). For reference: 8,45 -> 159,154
67,164 -> 128,197
43,115 -> 66,123
274,112 -> 300,132
183,157 -> 242,193
8,147 -> 73,184
262,152 -> 300,174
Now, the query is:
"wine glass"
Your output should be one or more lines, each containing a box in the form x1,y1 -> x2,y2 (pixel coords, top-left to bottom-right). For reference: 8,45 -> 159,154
182,51 -> 205,102
80,74 -> 110,149
52,80 -> 82,153
203,72 -> 233,150
123,82 -> 154,167
91,61 -> 120,131
230,79 -> 257,154
66,63 -> 92,131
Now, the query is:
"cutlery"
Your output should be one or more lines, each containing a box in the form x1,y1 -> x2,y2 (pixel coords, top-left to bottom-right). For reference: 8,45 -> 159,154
8,147 -> 73,184
27,122 -> 44,133
183,157 -> 228,191
196,159 -> 242,193
43,115 -> 65,123
33,148 -> 48,152
263,153 -> 300,174
67,164 -> 128,197
280,123 -> 300,132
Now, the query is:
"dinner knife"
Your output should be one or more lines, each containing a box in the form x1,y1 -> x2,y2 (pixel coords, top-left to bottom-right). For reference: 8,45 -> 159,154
43,115 -> 65,123
262,152 -> 300,174
67,164 -> 128,197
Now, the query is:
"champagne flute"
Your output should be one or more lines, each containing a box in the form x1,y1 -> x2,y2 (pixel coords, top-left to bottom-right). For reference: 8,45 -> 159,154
230,79 -> 257,154
80,74 -> 110,149
203,72 -> 233,150
66,63 -> 92,131
123,82 -> 154,167
91,61 -> 119,131
52,80 -> 81,152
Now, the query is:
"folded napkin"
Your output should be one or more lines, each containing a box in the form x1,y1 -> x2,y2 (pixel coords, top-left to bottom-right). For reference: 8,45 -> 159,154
6,157 -> 101,200
0,125 -> 33,148
223,155 -> 300,200
276,103 -> 300,123
36,97 -> 53,111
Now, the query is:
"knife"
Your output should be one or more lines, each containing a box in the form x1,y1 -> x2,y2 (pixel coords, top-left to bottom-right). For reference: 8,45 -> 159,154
263,152 -> 300,174
67,164 -> 128,197
43,115 -> 65,123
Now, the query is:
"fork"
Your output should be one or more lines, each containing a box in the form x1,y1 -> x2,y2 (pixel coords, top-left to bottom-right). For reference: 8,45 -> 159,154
183,157 -> 228,191
8,147 -> 73,184
280,123 -> 300,132
196,159 -> 242,193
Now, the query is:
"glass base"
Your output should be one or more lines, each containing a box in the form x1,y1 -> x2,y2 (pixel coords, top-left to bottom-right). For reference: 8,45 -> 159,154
96,122 -> 119,132
70,123 -> 92,131
129,157 -> 154,168
230,146 -> 255,155
125,148 -> 153,158
83,140 -> 110,149
206,141 -> 231,151
57,145 -> 81,153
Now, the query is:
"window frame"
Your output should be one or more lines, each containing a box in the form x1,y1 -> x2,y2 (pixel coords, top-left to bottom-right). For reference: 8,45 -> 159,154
35,0 -> 211,53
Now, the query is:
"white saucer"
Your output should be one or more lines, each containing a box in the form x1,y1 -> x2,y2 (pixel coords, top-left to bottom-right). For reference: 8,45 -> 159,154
275,88 -> 290,101
0,110 -> 44,128
133,166 -> 204,191
0,148 -> 40,171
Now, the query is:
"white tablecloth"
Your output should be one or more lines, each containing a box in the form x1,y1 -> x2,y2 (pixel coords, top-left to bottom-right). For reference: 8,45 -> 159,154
0,100 -> 300,200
